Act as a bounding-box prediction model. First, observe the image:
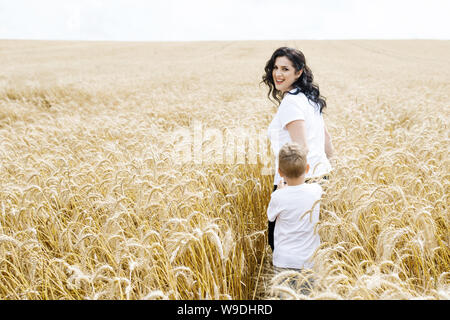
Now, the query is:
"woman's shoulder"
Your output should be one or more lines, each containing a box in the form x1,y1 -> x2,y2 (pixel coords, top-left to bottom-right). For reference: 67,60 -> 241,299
284,88 -> 307,100
280,90 -> 312,109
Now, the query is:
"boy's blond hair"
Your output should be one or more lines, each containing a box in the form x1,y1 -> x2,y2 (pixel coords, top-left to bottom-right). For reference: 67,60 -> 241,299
278,142 -> 307,178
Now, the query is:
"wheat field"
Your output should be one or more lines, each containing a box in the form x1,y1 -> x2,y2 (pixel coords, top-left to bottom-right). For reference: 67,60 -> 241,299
0,39 -> 448,300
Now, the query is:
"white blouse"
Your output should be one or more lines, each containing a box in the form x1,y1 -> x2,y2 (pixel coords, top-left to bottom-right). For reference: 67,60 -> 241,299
267,90 -> 332,185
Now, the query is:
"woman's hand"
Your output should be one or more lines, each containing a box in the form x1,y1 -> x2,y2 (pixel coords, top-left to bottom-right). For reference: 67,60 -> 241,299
278,178 -> 287,189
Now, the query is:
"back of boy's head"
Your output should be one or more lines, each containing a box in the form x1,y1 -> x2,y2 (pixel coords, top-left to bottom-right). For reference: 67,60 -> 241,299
278,142 -> 307,178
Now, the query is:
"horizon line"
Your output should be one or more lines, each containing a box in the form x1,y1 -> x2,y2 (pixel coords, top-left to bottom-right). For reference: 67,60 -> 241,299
1,37 -> 449,43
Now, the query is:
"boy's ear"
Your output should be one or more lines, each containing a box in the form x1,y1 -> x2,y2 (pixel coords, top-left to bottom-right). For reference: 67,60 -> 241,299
305,163 -> 310,174
278,168 -> 284,177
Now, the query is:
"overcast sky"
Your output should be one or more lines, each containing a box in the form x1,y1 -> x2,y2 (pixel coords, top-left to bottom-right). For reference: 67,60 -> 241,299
0,0 -> 449,41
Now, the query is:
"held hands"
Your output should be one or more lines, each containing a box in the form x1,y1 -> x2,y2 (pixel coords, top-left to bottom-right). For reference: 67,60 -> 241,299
278,178 -> 287,189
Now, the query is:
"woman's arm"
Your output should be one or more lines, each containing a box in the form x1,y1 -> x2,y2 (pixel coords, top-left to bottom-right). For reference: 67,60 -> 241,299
287,120 -> 334,159
285,120 -> 309,154
324,124 -> 334,159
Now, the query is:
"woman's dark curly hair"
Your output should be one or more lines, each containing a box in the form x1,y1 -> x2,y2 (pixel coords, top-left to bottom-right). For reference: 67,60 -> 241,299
261,47 -> 326,113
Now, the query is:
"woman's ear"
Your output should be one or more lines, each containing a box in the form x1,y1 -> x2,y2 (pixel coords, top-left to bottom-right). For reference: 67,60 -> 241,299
305,163 -> 310,174
296,69 -> 303,80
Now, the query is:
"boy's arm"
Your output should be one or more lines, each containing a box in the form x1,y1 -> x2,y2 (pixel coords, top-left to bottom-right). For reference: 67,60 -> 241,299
267,194 -> 280,222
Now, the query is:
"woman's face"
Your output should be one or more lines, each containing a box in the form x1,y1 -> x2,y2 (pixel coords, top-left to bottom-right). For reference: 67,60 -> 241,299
272,56 -> 302,93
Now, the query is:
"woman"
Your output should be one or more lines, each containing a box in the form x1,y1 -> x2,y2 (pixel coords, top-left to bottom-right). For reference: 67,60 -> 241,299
262,47 -> 334,251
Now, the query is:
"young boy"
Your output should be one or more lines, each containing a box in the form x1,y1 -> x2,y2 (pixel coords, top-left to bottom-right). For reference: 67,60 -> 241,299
267,142 -> 323,270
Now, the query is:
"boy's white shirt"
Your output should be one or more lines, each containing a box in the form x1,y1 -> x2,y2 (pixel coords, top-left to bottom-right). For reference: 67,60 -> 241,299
267,182 -> 322,269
